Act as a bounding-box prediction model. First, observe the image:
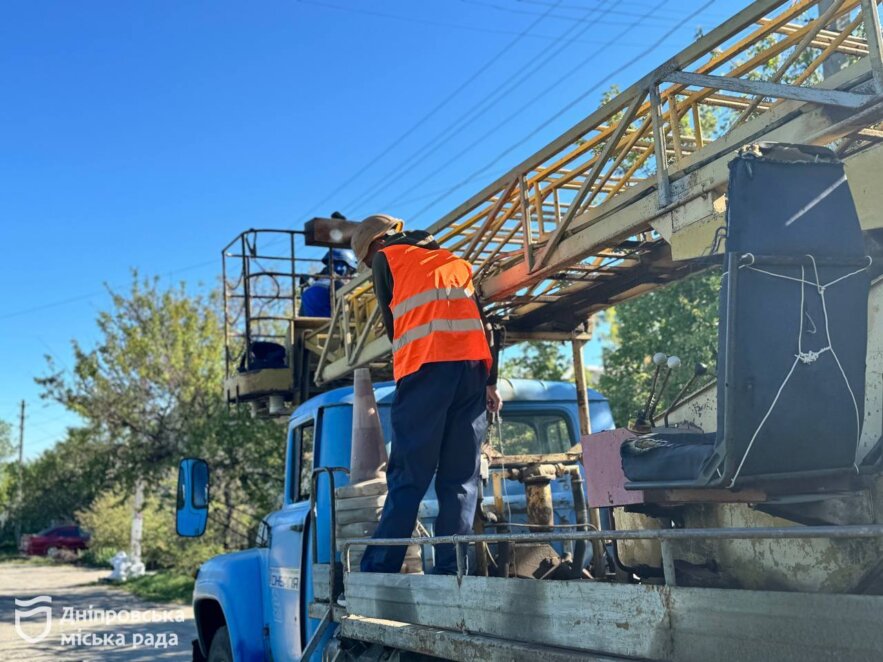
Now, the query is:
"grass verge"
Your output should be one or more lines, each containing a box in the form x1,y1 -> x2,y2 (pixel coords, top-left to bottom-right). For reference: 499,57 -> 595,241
0,551 -> 57,565
114,571 -> 195,604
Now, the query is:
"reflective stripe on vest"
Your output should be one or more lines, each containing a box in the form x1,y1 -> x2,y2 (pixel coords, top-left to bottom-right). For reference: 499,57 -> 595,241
380,243 -> 491,381
391,317 -> 484,353
391,285 -> 474,320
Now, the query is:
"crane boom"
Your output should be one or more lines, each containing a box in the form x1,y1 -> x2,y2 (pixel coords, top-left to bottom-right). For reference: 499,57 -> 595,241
310,0 -> 883,386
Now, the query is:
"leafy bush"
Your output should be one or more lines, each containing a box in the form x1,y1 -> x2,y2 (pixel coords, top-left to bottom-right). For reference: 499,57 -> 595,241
77,483 -> 226,575
600,271 -> 721,426
28,276 -> 282,577
0,430 -> 115,546
81,545 -> 118,568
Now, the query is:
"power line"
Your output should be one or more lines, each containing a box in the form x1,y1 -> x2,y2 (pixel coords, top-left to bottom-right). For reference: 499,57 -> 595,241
25,411 -> 76,432
0,2 -> 700,329
392,167 -> 512,208
295,0 -> 610,44
0,403 -> 24,420
25,428 -> 72,452
342,0 -> 617,212
27,436 -> 59,450
380,0 -> 647,211
406,0 -> 713,222
299,0 -> 700,223
0,291 -> 105,322
341,0 -> 617,215
294,0 -> 565,222
456,0 -> 679,24
518,0 -> 727,20
0,259 -> 216,321
0,2 -> 713,343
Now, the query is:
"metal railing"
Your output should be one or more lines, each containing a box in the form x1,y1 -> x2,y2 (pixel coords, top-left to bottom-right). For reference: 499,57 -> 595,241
342,523 -> 883,587
302,466 -> 350,661
222,229 -> 346,381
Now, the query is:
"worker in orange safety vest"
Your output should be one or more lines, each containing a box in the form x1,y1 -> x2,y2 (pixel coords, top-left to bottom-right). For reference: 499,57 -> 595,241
351,214 -> 501,574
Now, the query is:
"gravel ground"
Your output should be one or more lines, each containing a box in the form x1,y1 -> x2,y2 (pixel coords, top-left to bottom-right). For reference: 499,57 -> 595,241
0,561 -> 195,661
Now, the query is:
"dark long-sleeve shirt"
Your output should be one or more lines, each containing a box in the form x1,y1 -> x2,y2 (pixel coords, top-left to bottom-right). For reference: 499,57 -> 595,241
372,231 -> 499,385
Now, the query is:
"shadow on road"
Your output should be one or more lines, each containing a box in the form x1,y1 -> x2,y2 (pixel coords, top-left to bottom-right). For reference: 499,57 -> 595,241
0,561 -> 196,661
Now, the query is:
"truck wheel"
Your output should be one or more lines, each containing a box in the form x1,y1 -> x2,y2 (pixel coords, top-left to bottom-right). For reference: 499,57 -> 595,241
207,625 -> 233,662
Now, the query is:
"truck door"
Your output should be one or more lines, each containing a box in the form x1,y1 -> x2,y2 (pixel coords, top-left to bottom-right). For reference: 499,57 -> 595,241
266,416 -> 314,661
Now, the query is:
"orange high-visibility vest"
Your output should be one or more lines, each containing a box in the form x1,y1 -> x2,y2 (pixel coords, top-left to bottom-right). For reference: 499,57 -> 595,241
381,243 -> 492,382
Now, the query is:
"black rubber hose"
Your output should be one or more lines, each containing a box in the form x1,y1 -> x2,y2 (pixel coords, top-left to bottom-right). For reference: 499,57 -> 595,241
568,468 -> 589,577
609,508 -> 662,578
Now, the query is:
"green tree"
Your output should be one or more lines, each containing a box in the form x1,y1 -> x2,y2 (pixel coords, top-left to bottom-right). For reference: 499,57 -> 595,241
599,271 -> 720,427
78,485 -> 227,573
0,427 -> 115,541
500,342 -> 569,381
0,419 -> 13,463
36,273 -> 284,552
185,407 -> 284,548
38,274 -> 226,483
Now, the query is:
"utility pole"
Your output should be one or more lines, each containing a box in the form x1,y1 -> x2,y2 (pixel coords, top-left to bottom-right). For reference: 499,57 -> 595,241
14,400 -> 24,550
130,478 -> 144,570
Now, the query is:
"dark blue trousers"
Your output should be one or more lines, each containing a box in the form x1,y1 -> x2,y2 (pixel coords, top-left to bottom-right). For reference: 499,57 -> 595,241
360,360 -> 488,573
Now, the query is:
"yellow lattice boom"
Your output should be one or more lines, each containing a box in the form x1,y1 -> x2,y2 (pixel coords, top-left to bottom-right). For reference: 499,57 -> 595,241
312,0 -> 883,385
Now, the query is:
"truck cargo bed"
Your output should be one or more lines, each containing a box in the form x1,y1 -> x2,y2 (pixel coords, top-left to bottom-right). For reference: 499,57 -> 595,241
323,572 -> 883,662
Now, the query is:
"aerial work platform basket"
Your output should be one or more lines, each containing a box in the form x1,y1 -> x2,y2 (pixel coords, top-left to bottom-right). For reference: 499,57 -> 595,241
221,219 -> 364,416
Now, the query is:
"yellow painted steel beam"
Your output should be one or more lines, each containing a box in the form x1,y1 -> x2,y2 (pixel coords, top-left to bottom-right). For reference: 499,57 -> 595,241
311,0 -> 883,384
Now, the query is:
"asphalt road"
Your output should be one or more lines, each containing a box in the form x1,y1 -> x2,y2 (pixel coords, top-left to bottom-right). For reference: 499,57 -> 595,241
0,561 -> 196,661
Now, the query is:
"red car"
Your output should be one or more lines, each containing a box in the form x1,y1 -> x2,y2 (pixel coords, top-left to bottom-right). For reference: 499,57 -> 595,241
23,525 -> 90,556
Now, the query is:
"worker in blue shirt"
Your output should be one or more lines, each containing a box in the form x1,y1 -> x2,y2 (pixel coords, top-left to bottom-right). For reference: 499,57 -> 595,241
299,248 -> 358,317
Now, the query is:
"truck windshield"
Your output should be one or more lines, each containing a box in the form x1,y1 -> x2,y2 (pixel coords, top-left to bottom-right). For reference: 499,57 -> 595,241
498,411 -> 573,455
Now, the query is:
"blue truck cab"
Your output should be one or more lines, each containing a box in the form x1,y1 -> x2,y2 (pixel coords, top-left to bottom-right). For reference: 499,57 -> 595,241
182,378 -> 613,661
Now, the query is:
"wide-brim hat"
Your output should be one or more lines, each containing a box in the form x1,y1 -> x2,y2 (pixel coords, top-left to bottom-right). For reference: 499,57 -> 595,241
351,214 -> 403,263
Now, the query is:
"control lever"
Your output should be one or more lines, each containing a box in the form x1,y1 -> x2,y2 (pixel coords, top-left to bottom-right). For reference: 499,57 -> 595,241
634,352 -> 667,431
648,355 -> 680,425
662,362 -> 708,427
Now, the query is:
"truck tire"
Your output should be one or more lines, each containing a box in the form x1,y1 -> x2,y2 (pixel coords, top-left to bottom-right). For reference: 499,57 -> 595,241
207,625 -> 233,662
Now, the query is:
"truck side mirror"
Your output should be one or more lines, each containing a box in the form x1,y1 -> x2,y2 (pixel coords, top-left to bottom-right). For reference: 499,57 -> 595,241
176,458 -> 209,537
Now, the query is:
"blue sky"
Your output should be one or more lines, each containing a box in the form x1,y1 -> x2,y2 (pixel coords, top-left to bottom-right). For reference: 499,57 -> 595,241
0,0 -> 742,458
